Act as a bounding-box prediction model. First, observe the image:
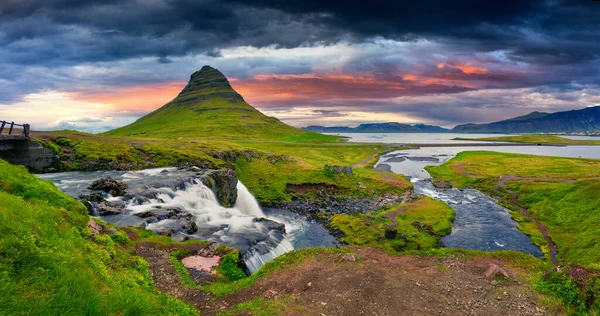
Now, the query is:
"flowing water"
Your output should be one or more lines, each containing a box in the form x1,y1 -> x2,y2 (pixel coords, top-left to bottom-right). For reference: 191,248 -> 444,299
375,144 -> 600,257
38,168 -> 337,274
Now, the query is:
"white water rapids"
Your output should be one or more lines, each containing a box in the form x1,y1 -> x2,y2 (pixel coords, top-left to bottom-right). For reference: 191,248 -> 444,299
38,168 -> 303,274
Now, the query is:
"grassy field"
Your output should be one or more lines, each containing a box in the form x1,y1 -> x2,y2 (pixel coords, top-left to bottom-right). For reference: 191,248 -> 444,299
427,151 -> 600,266
330,197 -> 455,252
454,134 -> 600,145
0,159 -> 196,315
35,132 -> 410,203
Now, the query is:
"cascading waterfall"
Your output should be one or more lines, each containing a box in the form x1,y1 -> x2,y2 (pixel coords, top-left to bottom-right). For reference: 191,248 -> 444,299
234,181 -> 265,217
39,167 -> 297,274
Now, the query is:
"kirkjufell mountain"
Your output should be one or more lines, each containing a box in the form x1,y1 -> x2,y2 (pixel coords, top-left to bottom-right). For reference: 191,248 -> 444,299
106,66 -> 320,140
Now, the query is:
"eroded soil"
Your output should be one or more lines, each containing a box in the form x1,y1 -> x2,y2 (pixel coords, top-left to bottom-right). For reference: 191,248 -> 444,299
137,243 -> 553,316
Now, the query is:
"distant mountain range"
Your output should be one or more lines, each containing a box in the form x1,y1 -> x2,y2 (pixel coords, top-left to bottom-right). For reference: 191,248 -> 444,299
304,123 -> 450,133
305,106 -> 600,134
452,106 -> 600,133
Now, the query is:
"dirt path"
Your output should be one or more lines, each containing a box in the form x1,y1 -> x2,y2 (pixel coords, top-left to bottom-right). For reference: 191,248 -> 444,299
353,153 -> 378,168
493,176 -> 561,266
381,205 -> 408,226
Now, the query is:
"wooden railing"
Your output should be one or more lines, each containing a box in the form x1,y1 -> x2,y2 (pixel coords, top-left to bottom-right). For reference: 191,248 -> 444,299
0,120 -> 30,138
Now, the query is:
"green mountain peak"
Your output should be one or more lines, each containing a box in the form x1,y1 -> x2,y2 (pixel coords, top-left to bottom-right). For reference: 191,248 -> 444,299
105,66 -> 329,141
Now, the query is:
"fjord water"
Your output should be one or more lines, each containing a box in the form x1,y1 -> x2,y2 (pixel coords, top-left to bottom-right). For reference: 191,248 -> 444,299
38,168 -> 337,273
327,132 -> 514,144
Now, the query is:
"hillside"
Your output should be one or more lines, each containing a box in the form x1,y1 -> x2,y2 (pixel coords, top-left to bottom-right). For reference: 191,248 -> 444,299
304,122 -> 449,133
105,66 -> 332,141
452,106 -> 600,133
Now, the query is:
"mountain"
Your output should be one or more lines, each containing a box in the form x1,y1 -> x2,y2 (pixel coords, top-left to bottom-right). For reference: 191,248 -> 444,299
452,106 -> 600,133
304,122 -> 449,133
105,66 -> 323,140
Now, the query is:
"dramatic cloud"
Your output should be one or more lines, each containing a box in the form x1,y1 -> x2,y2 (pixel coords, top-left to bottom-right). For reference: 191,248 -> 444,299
0,0 -> 599,131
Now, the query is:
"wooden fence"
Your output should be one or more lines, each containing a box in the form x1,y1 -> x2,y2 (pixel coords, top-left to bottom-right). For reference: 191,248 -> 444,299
0,120 -> 30,137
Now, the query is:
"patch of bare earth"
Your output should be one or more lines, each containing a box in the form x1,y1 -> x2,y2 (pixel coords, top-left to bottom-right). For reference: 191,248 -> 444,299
137,241 -> 551,316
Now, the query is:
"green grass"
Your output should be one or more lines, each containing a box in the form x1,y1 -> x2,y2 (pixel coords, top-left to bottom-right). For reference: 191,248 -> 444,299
454,134 -> 600,145
427,151 -> 600,266
0,159 -> 195,315
330,197 -> 455,253
200,247 -> 347,297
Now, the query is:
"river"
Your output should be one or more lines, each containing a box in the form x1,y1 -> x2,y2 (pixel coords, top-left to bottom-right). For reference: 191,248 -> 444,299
38,168 -> 338,274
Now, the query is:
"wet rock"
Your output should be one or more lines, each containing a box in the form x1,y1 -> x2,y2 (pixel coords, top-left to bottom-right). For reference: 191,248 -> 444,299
432,180 -> 452,189
88,177 -> 128,196
96,200 -> 126,216
135,209 -> 178,221
151,217 -> 198,236
254,218 -> 286,234
375,164 -> 392,172
384,157 -> 406,162
324,165 -> 353,176
197,169 -> 238,207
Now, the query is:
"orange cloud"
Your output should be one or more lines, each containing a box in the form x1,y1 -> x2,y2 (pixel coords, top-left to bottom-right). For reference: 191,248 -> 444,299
70,81 -> 186,114
437,62 -> 489,74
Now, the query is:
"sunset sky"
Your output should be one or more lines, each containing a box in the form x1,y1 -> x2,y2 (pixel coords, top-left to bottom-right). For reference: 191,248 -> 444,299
1,0 -> 600,132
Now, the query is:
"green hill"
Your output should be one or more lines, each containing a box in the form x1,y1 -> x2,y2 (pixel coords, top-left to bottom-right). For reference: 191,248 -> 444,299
105,66 -> 333,141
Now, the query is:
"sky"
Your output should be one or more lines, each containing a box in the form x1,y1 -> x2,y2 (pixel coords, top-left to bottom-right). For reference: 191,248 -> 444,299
1,0 -> 600,133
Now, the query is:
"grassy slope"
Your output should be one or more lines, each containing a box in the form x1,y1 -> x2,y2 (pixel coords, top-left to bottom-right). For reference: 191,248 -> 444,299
455,134 -> 600,145
104,66 -> 333,142
0,159 -> 195,315
330,197 -> 455,252
427,151 -> 600,266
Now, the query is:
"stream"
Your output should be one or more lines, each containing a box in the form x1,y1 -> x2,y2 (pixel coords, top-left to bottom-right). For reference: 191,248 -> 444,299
375,144 -> 600,257
38,168 -> 338,274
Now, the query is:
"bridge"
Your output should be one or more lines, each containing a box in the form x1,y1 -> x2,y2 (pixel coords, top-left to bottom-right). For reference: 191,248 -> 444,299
0,120 -> 57,170
0,120 -> 30,140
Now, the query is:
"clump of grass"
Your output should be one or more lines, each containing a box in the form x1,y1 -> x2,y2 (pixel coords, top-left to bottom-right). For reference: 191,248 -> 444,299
330,197 -> 455,253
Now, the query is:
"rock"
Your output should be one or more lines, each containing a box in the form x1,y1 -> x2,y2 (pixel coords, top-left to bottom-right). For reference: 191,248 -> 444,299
375,164 -> 392,172
254,218 -> 286,234
88,177 -> 128,196
432,180 -> 452,189
96,200 -> 126,216
151,216 -> 198,236
324,165 -> 353,176
135,209 -> 178,221
198,169 -> 238,207
385,225 -> 398,239
87,218 -> 102,236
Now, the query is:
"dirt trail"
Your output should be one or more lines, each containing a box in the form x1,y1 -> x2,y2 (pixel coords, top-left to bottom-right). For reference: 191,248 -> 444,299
493,176 -> 562,266
353,153 -> 378,168
381,205 -> 408,226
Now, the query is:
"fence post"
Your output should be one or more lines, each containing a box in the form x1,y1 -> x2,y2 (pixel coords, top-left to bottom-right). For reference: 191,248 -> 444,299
23,124 -> 30,137
8,122 -> 14,135
0,121 -> 5,135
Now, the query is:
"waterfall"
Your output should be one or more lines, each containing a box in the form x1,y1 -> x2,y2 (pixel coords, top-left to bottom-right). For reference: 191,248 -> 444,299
39,168 -> 296,274
234,181 -> 265,217
243,238 -> 294,274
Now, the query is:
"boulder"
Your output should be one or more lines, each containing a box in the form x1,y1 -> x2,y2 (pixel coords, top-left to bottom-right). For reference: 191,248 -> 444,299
198,169 -> 238,207
88,177 -> 128,196
432,180 -> 452,189
254,218 -> 286,234
324,165 -> 353,176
